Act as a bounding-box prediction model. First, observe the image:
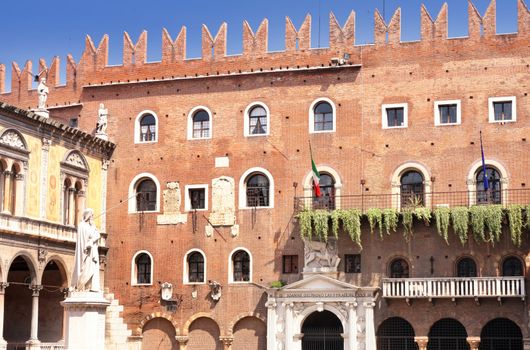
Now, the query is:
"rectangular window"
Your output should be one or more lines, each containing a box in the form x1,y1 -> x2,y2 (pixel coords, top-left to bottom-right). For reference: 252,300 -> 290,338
439,104 -> 457,124
345,254 -> 361,273
282,255 -> 299,274
69,117 -> 78,128
434,100 -> 461,126
189,188 -> 205,210
382,103 -> 408,129
489,96 -> 516,123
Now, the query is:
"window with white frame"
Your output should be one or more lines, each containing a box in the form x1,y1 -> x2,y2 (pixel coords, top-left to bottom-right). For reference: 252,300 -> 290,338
309,98 -> 336,133
184,184 -> 208,211
244,103 -> 270,136
131,251 -> 153,285
134,111 -> 158,143
128,173 -> 160,213
434,100 -> 461,126
229,248 -> 252,283
382,103 -> 408,129
489,96 -> 516,123
239,167 -> 274,209
187,251 -> 205,283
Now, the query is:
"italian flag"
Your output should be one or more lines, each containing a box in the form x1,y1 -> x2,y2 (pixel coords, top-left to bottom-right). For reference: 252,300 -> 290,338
311,156 -> 321,197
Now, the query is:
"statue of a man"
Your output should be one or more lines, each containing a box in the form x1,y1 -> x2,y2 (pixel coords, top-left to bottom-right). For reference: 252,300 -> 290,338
96,103 -> 108,134
37,78 -> 49,109
72,208 -> 101,292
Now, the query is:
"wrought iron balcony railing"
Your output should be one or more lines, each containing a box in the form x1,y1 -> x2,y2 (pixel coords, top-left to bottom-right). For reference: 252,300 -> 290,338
382,276 -> 525,300
294,188 -> 530,212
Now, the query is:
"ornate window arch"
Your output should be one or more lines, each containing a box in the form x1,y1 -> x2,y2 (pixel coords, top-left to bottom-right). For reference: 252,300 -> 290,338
502,256 -> 524,277
390,162 -> 432,210
0,129 -> 29,216
128,173 -> 161,213
244,102 -> 270,137
466,159 -> 508,206
388,257 -> 410,278
187,106 -> 213,140
183,249 -> 206,284
131,250 -> 153,285
61,150 -> 89,226
228,247 -> 252,283
455,256 -> 478,277
309,98 -> 336,133
134,110 -> 159,143
302,165 -> 343,210
238,167 -> 274,209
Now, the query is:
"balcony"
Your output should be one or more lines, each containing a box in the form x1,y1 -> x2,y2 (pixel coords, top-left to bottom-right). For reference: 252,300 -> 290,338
294,188 -> 530,212
382,277 -> 525,301
0,212 -> 76,243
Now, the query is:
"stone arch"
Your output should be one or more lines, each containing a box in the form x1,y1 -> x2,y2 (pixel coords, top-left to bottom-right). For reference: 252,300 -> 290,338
231,315 -> 267,350
466,159 -> 509,206
141,317 -> 179,350
499,254 -> 525,277
454,255 -> 479,277
0,128 -> 28,151
136,313 -> 179,336
62,150 -> 90,173
39,257 -> 68,342
295,303 -> 347,336
186,314 -> 222,350
42,255 -> 69,287
391,161 -> 432,210
386,254 -> 411,278
7,251 -> 38,284
182,312 -> 217,336
229,312 -> 266,335
377,317 -> 417,350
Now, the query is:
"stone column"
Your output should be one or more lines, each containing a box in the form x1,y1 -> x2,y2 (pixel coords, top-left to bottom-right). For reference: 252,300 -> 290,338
266,299 -> 277,350
175,336 -> 188,350
2,171 -> 11,213
0,282 -> 9,349
67,187 -> 75,225
14,173 -> 24,216
467,336 -> 480,350
28,285 -> 43,346
346,302 -> 358,350
220,336 -> 233,350
414,336 -> 429,350
284,303 -> 294,350
523,338 -> 530,350
363,302 -> 376,350
76,190 -> 86,227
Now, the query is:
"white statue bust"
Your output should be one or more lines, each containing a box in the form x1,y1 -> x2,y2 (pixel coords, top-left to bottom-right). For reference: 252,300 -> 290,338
37,78 -> 49,109
96,103 -> 108,135
72,208 -> 101,292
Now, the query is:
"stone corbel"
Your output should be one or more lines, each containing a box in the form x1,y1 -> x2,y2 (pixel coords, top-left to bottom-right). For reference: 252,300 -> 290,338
29,285 -> 43,297
0,282 -> 9,294
414,336 -> 429,350
175,335 -> 188,350
219,336 -> 233,350
466,336 -> 480,350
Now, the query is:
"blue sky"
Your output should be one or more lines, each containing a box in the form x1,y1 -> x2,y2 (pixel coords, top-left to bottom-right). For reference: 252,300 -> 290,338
0,0 -> 519,90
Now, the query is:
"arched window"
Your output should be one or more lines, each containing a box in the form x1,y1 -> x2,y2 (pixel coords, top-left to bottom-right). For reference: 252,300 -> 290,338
377,317 -> 417,350
188,252 -> 205,283
192,109 -> 210,139
502,256 -> 524,277
476,166 -> 501,204
232,250 -> 250,282
400,171 -> 424,207
246,173 -> 270,207
480,318 -> 522,350
313,101 -> 334,132
8,163 -> 17,214
313,172 -> 336,209
134,253 -> 152,285
139,114 -> 157,142
390,258 -> 409,278
248,105 -> 268,135
136,179 -> 157,211
456,257 -> 477,277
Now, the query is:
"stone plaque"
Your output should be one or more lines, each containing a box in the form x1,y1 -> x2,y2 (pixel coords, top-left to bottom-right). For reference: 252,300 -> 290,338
209,176 -> 235,226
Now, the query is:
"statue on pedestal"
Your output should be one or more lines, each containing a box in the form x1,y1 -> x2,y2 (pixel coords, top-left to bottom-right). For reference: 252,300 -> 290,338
72,208 -> 101,292
37,78 -> 49,109
96,103 -> 108,136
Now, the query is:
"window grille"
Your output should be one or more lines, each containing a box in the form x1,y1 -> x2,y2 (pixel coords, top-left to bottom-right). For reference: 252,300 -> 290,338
377,317 -> 418,350
233,250 -> 250,282
246,174 -> 269,207
345,254 -> 361,273
428,318 -> 469,350
136,254 -> 151,284
479,318 -> 523,350
188,252 -> 205,283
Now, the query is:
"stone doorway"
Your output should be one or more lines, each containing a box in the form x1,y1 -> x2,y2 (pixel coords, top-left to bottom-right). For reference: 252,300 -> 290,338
301,310 -> 344,350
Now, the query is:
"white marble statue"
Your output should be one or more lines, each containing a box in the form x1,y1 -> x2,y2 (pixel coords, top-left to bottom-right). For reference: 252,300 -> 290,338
72,208 -> 101,292
96,103 -> 108,134
37,78 -> 49,109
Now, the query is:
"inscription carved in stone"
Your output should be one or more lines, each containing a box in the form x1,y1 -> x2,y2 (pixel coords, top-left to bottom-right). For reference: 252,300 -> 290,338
157,181 -> 186,225
209,176 -> 235,226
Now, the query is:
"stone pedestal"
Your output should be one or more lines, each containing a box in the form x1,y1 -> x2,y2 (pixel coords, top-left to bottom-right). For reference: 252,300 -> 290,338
33,109 -> 49,118
62,292 -> 110,350
95,132 -> 108,141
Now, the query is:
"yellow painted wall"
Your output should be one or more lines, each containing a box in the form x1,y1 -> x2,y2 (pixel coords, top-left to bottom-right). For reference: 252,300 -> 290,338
24,134 -> 42,219
46,145 -> 66,223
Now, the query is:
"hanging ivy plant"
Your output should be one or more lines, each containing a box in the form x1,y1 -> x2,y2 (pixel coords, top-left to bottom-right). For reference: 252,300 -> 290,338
331,210 -> 341,238
382,208 -> 398,235
525,205 -> 530,228
484,205 -> 504,244
367,208 -> 383,237
312,210 -> 330,241
451,207 -> 469,245
298,210 -> 313,240
469,206 -> 487,242
507,205 -> 523,247
341,209 -> 362,248
402,209 -> 414,240
414,207 -> 431,226
434,207 -> 451,244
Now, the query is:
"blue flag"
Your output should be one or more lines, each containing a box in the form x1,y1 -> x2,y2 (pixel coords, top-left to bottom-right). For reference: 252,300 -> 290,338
480,131 -> 489,190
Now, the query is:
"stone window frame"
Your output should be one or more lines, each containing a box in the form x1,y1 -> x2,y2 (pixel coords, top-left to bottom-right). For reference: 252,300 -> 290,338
128,172 -> 161,213
488,96 -> 516,123
466,159 -> 508,206
228,247 -> 253,284
0,129 -> 29,217
134,110 -> 159,144
244,101 -> 271,137
184,184 -> 209,212
302,165 -> 343,210
308,97 -> 337,134
387,256 -> 411,278
390,162 -> 432,211
434,99 -> 461,126
183,248 -> 207,285
238,167 -> 275,209
454,255 -> 478,277
187,106 -> 213,140
382,103 -> 408,129
500,255 -> 525,277
60,150 -> 90,227
131,250 -> 154,286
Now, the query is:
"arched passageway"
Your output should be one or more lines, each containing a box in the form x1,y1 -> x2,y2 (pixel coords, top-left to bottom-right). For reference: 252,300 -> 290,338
5,256 -> 34,343
479,318 -> 522,350
187,317 -> 222,350
38,260 -> 67,342
302,310 -> 344,350
232,316 -> 266,350
377,317 -> 418,350
141,317 -> 177,350
428,318 -> 469,350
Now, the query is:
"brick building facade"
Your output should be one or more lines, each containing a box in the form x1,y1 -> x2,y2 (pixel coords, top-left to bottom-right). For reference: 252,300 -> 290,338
1,0 -> 530,349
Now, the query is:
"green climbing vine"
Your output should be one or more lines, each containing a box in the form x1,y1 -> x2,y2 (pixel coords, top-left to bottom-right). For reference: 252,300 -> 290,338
507,205 -> 523,247
469,206 -> 487,243
298,210 -> 313,240
414,207 -> 431,225
451,207 -> 469,245
401,209 -> 414,240
312,210 -> 330,241
338,209 -> 362,248
382,208 -> 398,235
526,205 -> 530,228
434,207 -> 451,244
484,205 -> 504,244
367,208 -> 383,237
